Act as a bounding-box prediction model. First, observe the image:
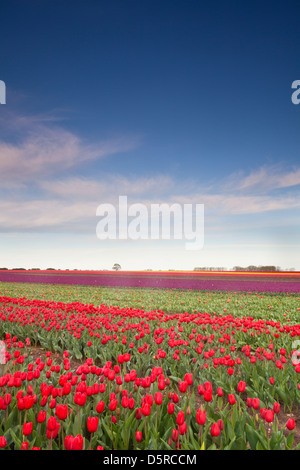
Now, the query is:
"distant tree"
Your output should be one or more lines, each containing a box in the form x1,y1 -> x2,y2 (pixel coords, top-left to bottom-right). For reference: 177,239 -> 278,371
259,266 -> 276,272
112,263 -> 121,271
246,265 -> 257,271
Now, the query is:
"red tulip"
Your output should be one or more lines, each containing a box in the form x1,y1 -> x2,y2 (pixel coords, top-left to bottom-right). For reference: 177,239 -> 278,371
96,400 -> 105,414
37,410 -> 47,423
171,429 -> 178,442
237,381 -> 246,393
55,404 -> 68,421
228,394 -> 236,405
196,409 -> 206,425
23,422 -> 33,436
252,398 -> 260,410
246,397 -> 253,408
0,436 -> 7,448
141,403 -> 151,416
176,411 -> 185,426
46,422 -> 60,440
135,431 -> 142,442
286,418 -> 295,431
203,390 -> 212,402
179,421 -> 187,435
172,393 -> 179,403
64,434 -> 84,450
155,392 -> 163,405
264,410 -> 274,423
87,416 -> 99,433
47,416 -> 58,432
109,399 -> 118,412
218,419 -> 224,431
273,402 -> 280,414
168,402 -> 175,414
210,423 -> 220,437
184,373 -> 193,385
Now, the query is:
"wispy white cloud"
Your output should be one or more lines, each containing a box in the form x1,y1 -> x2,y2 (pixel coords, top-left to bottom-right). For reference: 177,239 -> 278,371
224,163 -> 300,193
0,126 -> 140,182
39,174 -> 174,200
0,199 -> 96,230
172,192 -> 300,215
0,109 -> 141,183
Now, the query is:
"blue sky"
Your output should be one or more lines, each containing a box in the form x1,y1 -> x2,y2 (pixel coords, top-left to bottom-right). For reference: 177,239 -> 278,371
0,0 -> 300,270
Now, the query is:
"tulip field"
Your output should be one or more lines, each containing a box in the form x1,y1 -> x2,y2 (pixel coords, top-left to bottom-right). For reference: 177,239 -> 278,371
0,274 -> 300,451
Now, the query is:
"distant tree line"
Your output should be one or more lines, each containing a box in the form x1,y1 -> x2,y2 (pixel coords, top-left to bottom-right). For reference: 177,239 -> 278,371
194,267 -> 227,271
232,266 -> 282,272
194,266 -> 285,272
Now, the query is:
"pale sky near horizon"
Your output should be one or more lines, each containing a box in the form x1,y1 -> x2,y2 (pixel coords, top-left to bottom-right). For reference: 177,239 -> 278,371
0,0 -> 300,271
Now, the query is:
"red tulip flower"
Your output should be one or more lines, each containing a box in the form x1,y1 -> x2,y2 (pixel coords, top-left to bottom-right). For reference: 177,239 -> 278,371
176,411 -> 185,426
23,422 -> 33,437
184,373 -> 193,385
135,431 -> 142,442
203,390 -> 212,402
171,429 -> 178,442
46,422 -> 60,440
96,400 -> 105,414
252,398 -> 260,410
37,410 -> 47,423
228,394 -> 236,405
237,381 -> 246,393
218,419 -> 224,431
0,436 -> 7,448
168,402 -> 175,414
47,416 -> 58,432
286,418 -> 295,431
154,392 -> 163,405
20,441 -> 29,450
264,410 -> 274,423
64,434 -> 84,450
210,423 -> 220,437
55,404 -> 68,421
196,409 -> 206,425
273,402 -> 280,414
87,416 -> 99,433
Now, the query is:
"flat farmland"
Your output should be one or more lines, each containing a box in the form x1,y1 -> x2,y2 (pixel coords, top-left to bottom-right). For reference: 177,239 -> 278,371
0,269 -> 299,292
0,273 -> 300,451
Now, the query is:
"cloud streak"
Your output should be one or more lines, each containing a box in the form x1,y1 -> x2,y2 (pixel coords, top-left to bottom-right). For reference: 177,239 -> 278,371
0,128 -> 139,182
0,110 -> 141,183
225,164 -> 300,194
